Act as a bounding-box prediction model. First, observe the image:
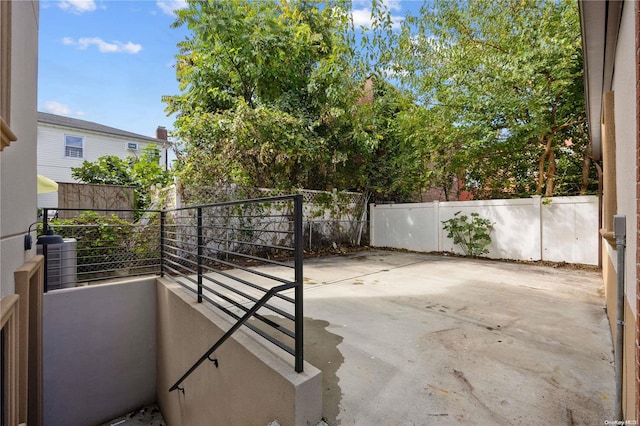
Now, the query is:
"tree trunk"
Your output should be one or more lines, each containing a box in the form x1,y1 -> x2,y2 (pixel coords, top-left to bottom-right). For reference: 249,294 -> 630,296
579,134 -> 592,195
544,147 -> 556,197
536,136 -> 550,194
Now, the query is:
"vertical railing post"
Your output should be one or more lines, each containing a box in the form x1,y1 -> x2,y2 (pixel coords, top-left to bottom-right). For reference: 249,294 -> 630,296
197,207 -> 203,303
42,208 -> 49,234
294,195 -> 304,372
42,208 -> 49,293
160,211 -> 165,277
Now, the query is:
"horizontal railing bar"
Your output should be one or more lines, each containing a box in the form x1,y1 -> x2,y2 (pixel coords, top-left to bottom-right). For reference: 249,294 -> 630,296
200,274 -> 295,321
199,261 -> 295,302
162,236 -> 198,248
165,275 -> 295,351
163,258 -> 197,276
197,280 -> 296,331
164,252 -> 198,267
199,213 -> 293,219
190,286 -> 295,355
204,237 -> 294,252
162,250 -> 296,303
163,264 -> 194,278
200,225 -> 295,235
168,281 -> 298,392
201,247 -> 294,269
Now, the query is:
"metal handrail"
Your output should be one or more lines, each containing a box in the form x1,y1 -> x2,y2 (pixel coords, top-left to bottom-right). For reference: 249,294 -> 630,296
168,280 -> 298,393
167,194 -> 304,393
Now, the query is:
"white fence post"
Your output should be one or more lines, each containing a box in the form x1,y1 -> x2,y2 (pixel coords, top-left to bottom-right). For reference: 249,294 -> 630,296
532,195 -> 542,261
433,201 -> 441,252
369,203 -> 376,247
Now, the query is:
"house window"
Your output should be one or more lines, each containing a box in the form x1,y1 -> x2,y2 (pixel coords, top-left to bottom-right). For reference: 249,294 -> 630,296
65,135 -> 84,158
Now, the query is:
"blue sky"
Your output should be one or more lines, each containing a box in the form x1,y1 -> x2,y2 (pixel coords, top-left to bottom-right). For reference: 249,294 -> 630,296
38,0 -> 412,139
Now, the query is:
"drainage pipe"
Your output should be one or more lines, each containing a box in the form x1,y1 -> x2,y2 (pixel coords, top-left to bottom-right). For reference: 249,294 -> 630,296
613,214 -> 626,421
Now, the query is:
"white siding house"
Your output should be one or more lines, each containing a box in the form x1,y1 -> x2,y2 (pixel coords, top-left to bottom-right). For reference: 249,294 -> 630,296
37,112 -> 169,207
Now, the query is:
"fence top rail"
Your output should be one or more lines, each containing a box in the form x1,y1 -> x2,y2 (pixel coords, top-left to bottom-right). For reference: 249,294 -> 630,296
43,207 -> 164,213
167,194 -> 301,212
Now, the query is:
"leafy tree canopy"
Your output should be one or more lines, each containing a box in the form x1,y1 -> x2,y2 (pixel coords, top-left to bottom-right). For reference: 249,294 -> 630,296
382,0 -> 594,198
165,0 -> 595,201
165,0 -> 379,192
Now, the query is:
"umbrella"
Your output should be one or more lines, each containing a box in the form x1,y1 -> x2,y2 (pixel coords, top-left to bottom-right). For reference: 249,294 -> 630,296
37,174 -> 58,194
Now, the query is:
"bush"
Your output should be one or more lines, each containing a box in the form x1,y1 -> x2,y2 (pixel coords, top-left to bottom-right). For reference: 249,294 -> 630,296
442,211 -> 494,256
45,211 -> 135,279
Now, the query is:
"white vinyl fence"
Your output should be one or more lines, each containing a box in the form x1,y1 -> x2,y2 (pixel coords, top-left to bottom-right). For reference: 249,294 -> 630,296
370,196 -> 598,265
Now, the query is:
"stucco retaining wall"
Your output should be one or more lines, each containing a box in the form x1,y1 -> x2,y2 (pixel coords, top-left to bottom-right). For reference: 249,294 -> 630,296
43,277 -> 157,426
156,278 -> 322,426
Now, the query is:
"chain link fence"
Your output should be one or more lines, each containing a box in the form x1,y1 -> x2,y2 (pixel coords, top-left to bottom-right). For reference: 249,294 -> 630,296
176,185 -> 369,250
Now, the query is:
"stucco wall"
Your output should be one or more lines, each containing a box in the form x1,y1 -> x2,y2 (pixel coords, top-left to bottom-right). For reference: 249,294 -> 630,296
157,279 -> 322,426
43,277 -> 157,426
611,0 -> 638,317
371,196 -> 598,265
0,0 -> 39,297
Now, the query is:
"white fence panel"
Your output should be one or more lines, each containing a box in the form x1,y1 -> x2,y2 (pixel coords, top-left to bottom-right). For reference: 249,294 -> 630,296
541,196 -> 598,265
370,195 -> 598,265
438,198 -> 542,261
370,203 -> 438,252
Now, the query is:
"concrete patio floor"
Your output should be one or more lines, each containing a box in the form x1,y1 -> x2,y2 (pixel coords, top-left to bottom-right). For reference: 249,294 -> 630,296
294,250 -> 614,425
105,249 -> 614,425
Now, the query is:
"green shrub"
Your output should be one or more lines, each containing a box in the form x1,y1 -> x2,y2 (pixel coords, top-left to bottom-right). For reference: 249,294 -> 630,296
44,211 -> 135,279
442,211 -> 494,256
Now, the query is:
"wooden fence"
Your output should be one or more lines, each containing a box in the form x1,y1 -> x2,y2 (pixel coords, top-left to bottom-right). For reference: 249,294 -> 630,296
57,183 -> 134,220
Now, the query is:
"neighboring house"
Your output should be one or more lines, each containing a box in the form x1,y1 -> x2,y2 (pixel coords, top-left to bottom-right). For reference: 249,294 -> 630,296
37,112 -> 169,207
580,0 -> 639,420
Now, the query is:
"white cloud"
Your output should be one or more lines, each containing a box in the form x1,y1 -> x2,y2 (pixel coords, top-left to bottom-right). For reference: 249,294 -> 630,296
157,0 -> 187,16
58,0 -> 97,14
351,1 -> 403,30
42,101 -> 85,117
352,9 -> 374,28
63,37 -> 143,54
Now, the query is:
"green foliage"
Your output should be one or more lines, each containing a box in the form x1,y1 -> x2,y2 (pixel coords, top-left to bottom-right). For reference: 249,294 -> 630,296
166,0 -> 594,201
165,0 -> 406,196
371,0 -> 595,198
47,211 -> 134,277
45,211 -> 160,279
71,145 -> 173,212
442,211 -> 494,256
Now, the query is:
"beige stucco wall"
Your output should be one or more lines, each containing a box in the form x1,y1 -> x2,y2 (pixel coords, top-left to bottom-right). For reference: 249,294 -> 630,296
600,1 -> 639,420
157,279 -> 322,426
43,277 -> 157,426
0,0 -> 39,297
611,0 -> 638,317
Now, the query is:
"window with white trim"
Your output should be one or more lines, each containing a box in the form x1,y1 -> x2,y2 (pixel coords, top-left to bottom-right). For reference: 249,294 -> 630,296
64,135 -> 84,158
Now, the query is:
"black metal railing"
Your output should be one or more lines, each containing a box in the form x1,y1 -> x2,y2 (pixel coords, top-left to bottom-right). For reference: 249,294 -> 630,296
163,195 -> 304,392
40,207 -> 162,290
38,195 -> 305,389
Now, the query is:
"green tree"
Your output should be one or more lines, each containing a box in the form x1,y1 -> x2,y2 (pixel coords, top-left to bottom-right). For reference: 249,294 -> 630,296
71,145 -> 173,211
383,0 -> 593,198
164,0 -> 377,192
